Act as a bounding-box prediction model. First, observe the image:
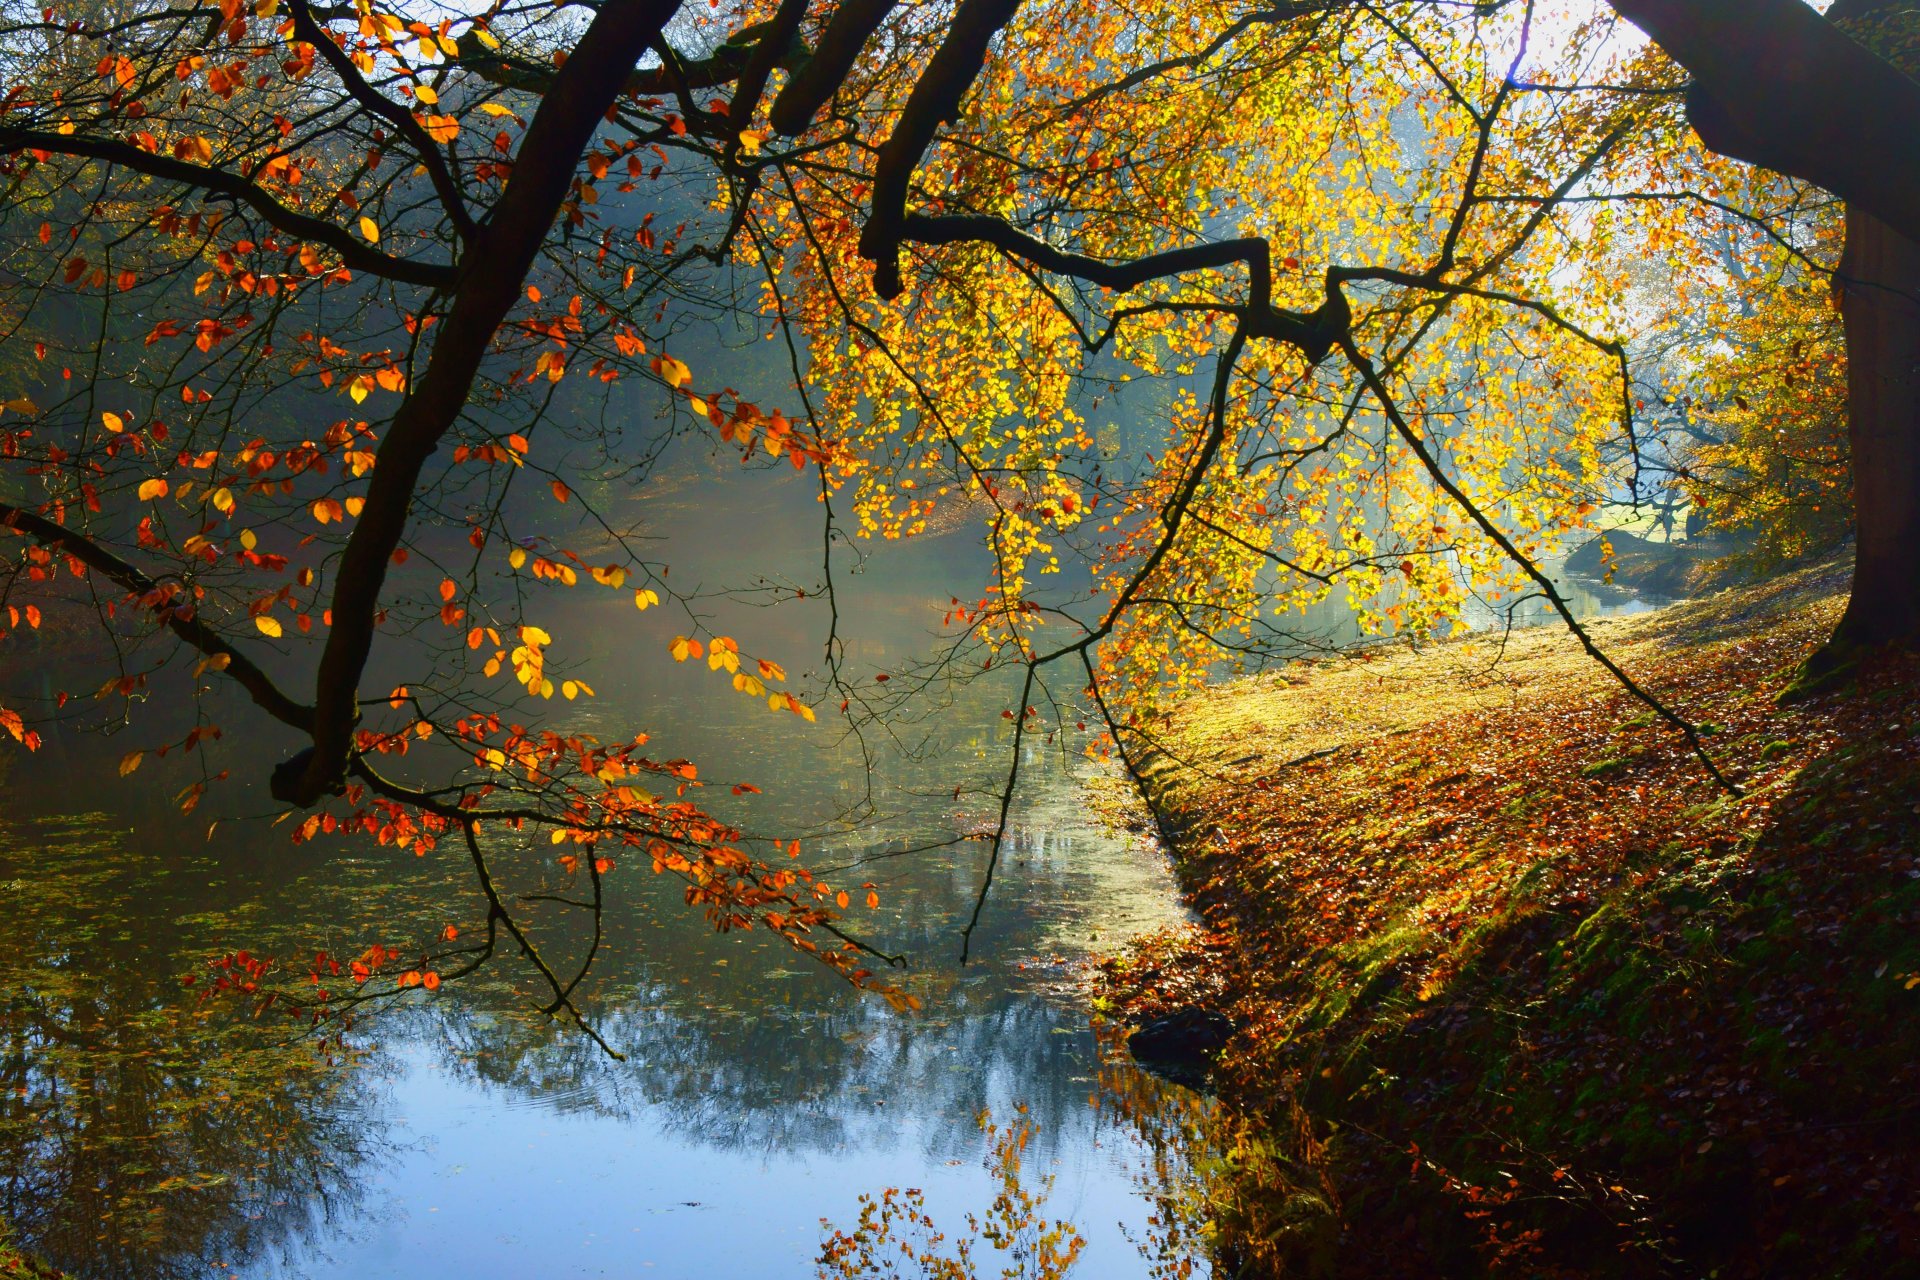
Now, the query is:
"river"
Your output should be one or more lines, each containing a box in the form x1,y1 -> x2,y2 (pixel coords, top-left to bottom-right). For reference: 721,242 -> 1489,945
0,441 -> 1218,1279
0,394 -> 1669,1278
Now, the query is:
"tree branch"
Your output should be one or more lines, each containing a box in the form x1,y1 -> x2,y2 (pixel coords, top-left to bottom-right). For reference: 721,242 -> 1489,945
289,0 -> 477,240
859,0 -> 1023,297
0,502 -> 314,732
0,129 -> 457,288
285,0 -> 683,806
768,0 -> 900,136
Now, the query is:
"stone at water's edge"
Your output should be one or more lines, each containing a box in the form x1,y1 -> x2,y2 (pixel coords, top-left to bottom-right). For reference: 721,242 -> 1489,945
1563,527 -> 1733,599
1127,1007 -> 1235,1086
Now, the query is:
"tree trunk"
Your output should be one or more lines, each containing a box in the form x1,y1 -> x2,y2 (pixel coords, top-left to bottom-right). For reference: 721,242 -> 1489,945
1826,205 -> 1920,656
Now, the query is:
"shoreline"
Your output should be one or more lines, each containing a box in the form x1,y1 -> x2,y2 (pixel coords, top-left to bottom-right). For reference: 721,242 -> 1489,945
1099,556 -> 1920,1277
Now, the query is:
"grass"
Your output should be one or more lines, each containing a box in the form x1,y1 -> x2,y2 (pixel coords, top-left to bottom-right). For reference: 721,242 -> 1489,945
1098,556 -> 1920,1277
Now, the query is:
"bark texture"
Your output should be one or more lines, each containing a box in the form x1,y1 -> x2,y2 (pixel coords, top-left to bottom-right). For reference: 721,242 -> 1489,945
1829,208 -> 1920,652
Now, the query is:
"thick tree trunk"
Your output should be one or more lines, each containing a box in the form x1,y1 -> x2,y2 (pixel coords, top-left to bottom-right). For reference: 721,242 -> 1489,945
1827,206 -> 1920,654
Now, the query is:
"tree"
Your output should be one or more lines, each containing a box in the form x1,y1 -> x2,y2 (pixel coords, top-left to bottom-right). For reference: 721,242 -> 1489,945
1606,0 -> 1920,661
0,0 -> 1899,1027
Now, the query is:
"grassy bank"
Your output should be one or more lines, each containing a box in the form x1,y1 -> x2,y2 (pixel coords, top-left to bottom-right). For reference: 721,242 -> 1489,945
1102,559 -> 1920,1277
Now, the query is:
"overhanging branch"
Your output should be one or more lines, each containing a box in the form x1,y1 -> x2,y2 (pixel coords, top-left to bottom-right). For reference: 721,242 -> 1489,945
0,128 -> 457,287
0,502 -> 314,733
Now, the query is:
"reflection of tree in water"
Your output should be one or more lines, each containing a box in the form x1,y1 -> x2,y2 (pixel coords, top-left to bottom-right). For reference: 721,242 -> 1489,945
0,688 -> 1185,1276
414,959 -> 1108,1162
0,814 -> 394,1280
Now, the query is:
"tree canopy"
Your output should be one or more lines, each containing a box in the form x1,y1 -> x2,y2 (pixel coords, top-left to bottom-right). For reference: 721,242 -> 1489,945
0,0 -> 1907,1022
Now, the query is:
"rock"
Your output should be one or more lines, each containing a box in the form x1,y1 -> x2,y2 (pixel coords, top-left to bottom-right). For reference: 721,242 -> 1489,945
1127,1007 -> 1234,1085
1563,528 -> 1723,599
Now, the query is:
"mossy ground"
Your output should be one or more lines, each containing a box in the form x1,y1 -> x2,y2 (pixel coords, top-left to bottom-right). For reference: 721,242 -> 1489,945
1100,558 -> 1920,1277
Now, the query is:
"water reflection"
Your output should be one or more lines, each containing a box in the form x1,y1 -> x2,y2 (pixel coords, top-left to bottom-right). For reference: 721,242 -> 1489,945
0,723 -> 1200,1278
0,426 -> 1660,1277
0,814 -> 393,1280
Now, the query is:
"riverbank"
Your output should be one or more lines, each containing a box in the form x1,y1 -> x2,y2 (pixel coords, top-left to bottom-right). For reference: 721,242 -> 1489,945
1100,557 -> 1920,1277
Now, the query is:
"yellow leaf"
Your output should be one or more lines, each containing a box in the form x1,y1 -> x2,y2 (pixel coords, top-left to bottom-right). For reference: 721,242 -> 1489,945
471,23 -> 500,48
633,588 -> 659,611
210,487 -> 235,514
519,624 -> 551,646
669,635 -> 702,662
358,216 -> 380,243
254,615 -> 283,637
508,547 -> 527,570
102,411 -> 125,433
414,82 -> 438,105
658,356 -> 691,389
737,131 -> 763,156
137,478 -> 169,500
561,680 -> 578,700
3,397 -> 39,414
423,114 -> 459,145
118,750 -> 143,776
478,102 -> 516,117
349,377 -> 370,404
239,528 -> 257,551
192,652 -> 232,678
344,496 -> 365,517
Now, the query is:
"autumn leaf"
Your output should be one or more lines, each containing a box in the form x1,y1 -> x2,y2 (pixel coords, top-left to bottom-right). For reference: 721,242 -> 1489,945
118,750 -> 143,776
254,615 -> 283,637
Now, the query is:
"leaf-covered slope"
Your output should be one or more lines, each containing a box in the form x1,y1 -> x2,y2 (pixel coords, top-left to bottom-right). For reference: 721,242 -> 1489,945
1108,558 -> 1920,1277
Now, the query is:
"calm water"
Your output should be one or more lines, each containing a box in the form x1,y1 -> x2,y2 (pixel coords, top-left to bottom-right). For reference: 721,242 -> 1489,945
0,447 -> 1216,1280
0,413 -> 1662,1278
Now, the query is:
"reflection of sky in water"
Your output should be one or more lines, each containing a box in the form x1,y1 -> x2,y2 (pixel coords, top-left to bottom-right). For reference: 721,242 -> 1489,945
279,1000 -> 1162,1278
0,733 -> 1200,1279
